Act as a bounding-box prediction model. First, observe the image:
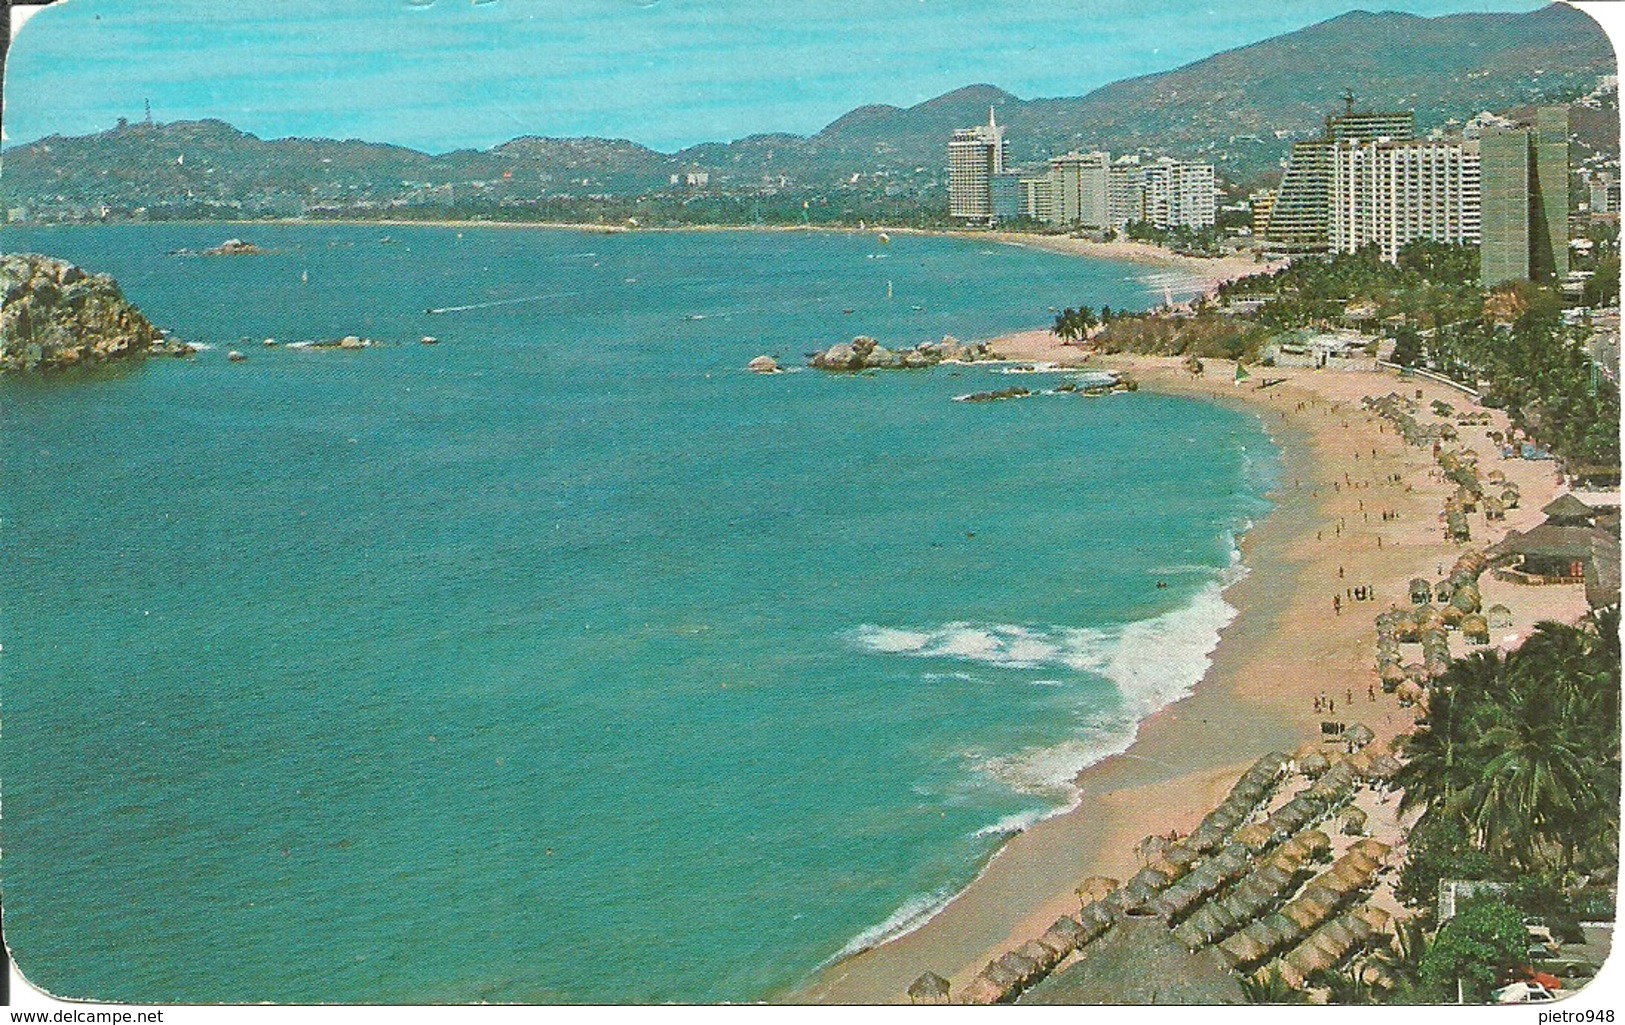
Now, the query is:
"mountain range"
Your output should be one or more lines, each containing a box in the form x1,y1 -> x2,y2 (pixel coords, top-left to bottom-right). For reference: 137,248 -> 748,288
1,3 -> 1614,219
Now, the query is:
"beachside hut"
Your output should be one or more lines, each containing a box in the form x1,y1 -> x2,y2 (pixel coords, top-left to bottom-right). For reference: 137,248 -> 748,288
908,972 -> 951,1004
1486,603 -> 1513,628
1461,613 -> 1490,644
1484,495 -> 1506,521
1435,580 -> 1454,603
1542,493 -> 1599,527
1409,578 -> 1432,604
1367,753 -> 1403,780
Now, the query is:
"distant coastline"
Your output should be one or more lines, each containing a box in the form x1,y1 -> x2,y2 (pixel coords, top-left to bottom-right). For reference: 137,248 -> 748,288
36,215 -> 1276,304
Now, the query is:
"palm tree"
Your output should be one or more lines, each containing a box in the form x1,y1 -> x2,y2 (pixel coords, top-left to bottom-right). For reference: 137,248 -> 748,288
1239,965 -> 1306,1004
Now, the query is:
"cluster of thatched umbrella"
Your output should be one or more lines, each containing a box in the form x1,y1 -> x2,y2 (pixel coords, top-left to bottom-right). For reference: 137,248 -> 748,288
1362,393 -> 1451,448
1276,905 -> 1394,988
1375,550 -> 1494,690
956,752 -> 1294,1006
939,750 -> 1398,1005
1172,829 -> 1330,950
1215,838 -> 1392,971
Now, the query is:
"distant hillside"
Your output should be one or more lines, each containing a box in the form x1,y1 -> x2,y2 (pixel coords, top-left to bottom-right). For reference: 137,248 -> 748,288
1,2 -> 1613,220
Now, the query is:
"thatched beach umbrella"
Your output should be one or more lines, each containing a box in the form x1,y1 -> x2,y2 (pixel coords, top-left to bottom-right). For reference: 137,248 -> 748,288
1352,838 -> 1392,862
1396,680 -> 1426,706
1345,723 -> 1376,749
998,950 -> 1041,987
1302,751 -> 1331,777
1380,663 -> 1406,689
1340,806 -> 1369,836
908,972 -> 951,1004
1435,580 -> 1454,603
1487,603 -> 1513,628
1217,930 -> 1272,969
1409,578 -> 1432,604
1040,916 -> 1084,958
1076,876 -> 1119,908
1234,822 -> 1275,853
1019,938 -> 1061,973
1462,613 -> 1490,644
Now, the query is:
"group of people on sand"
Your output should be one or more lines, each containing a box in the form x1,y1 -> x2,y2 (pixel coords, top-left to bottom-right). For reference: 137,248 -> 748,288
1331,584 -> 1376,616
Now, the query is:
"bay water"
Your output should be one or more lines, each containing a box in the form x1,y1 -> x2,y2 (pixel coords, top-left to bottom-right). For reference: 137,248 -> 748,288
0,224 -> 1275,1003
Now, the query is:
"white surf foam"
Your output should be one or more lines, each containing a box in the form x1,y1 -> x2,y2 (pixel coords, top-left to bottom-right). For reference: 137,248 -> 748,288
829,886 -> 958,962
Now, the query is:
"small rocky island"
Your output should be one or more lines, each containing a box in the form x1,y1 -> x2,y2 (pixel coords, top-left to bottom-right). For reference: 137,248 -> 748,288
1,253 -> 162,372
809,335 -> 998,371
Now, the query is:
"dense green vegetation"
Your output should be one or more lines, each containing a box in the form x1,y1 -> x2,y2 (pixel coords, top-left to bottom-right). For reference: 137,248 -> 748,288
1210,240 -> 1617,466
1397,613 -> 1619,880
1121,219 -> 1225,257
1417,900 -> 1531,1003
1387,612 -> 1619,1004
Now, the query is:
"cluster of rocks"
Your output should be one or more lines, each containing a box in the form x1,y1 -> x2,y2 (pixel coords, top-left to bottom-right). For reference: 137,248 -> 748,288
809,335 -> 997,371
0,253 -> 161,372
959,386 -> 1031,403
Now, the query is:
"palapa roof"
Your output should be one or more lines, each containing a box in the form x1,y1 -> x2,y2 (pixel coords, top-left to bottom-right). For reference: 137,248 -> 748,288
1019,938 -> 1061,970
1542,493 -> 1598,521
1352,838 -> 1392,861
1020,917 -> 1245,1005
907,972 -> 951,1002
1076,876 -> 1119,905
1490,523 -> 1610,561
1345,723 -> 1376,748
1234,822 -> 1275,851
1217,931 -> 1271,968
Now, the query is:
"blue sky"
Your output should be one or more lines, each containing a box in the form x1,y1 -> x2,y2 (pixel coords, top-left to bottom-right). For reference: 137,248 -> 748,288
2,0 -> 1581,153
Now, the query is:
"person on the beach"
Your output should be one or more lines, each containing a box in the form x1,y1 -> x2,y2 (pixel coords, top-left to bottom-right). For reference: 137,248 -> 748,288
1333,595 -> 1341,615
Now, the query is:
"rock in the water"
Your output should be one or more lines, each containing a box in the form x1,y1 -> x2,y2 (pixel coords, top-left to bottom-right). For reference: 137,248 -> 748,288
746,354 -> 779,374
338,335 -> 366,350
810,342 -> 861,370
0,253 -> 160,372
202,238 -> 265,256
420,336 -> 439,346
227,350 -> 247,362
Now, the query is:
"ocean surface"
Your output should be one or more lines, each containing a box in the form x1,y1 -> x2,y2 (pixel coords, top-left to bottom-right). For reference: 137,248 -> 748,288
0,224 -> 1277,1003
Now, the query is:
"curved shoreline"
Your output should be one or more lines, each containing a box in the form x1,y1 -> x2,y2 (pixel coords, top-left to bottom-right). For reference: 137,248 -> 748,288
796,334 -> 1588,1004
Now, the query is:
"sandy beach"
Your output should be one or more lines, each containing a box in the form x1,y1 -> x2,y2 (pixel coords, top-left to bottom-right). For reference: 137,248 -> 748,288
800,330 -> 1590,1004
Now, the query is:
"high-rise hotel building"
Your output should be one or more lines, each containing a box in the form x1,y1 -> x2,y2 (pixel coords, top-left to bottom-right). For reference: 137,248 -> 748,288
1015,152 -> 1215,231
1269,110 -> 1415,254
948,109 -> 1008,224
1479,106 -> 1569,285
1329,137 -> 1482,263
1271,105 -> 1568,285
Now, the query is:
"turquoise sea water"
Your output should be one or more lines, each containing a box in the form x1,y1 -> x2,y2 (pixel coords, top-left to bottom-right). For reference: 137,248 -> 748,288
0,225 -> 1276,1003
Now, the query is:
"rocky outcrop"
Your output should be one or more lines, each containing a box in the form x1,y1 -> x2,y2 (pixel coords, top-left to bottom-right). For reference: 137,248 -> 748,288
809,334 -> 997,372
747,354 -> 779,374
202,238 -> 264,256
0,253 -> 160,371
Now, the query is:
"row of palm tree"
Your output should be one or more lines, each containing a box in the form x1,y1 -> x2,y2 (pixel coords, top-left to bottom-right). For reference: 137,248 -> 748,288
1051,305 -> 1114,344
